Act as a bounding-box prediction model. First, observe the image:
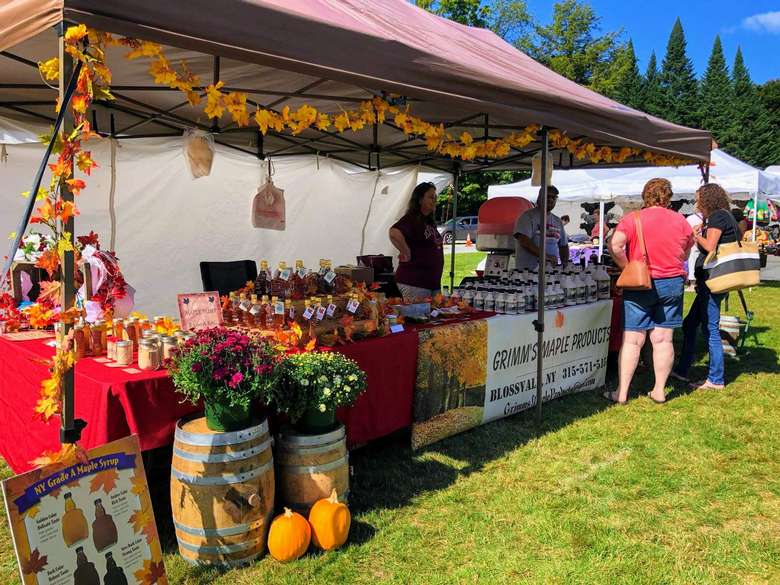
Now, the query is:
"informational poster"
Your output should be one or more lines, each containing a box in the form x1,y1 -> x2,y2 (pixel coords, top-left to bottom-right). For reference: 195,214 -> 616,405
483,300 -> 612,424
2,436 -> 167,585
411,301 -> 612,450
177,291 -> 223,331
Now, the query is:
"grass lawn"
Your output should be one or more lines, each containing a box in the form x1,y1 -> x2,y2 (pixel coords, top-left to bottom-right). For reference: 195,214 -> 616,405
442,251 -> 487,289
2,284 -> 779,584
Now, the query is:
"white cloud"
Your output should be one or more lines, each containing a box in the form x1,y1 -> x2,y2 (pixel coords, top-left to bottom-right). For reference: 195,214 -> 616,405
742,11 -> 780,33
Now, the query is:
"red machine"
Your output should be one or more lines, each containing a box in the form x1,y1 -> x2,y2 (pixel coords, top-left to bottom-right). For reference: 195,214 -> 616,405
476,197 -> 533,275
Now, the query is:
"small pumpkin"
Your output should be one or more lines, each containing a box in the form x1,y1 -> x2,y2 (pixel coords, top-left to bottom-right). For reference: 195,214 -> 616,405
267,507 -> 311,561
308,489 -> 351,551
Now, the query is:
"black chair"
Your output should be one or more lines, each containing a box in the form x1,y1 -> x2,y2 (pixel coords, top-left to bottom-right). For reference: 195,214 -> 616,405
199,260 -> 258,297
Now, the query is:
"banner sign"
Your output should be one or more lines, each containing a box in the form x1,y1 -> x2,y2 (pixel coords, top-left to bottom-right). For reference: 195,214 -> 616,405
177,291 -> 223,331
2,436 -> 168,585
411,301 -> 612,450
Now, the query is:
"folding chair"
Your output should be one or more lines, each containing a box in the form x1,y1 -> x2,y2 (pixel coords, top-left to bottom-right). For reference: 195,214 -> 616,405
199,260 -> 258,298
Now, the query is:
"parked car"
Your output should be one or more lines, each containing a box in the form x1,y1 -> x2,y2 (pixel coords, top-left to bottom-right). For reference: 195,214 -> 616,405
438,216 -> 478,244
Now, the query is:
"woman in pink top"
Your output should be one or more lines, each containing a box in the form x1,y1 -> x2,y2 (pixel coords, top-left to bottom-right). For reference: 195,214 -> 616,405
606,178 -> 694,404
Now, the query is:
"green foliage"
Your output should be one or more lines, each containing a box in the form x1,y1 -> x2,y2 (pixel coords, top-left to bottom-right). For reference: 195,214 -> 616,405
660,18 -> 699,128
417,0 -> 532,42
519,0 -> 623,89
728,48 -> 776,168
699,36 -> 733,146
759,79 -> 780,165
271,351 -> 367,421
640,51 -> 665,117
415,0 -> 489,27
610,40 -> 643,109
437,170 -> 528,221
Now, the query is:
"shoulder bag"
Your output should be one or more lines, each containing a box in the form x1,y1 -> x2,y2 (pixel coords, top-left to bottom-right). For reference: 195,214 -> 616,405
616,211 -> 652,290
704,212 -> 760,293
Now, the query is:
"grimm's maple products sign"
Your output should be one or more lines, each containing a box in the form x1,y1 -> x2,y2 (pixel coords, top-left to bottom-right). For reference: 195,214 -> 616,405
177,292 -> 223,331
2,436 -> 168,585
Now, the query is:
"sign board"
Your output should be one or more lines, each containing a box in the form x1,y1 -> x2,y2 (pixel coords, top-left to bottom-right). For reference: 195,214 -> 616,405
177,292 -> 223,331
2,436 -> 167,585
411,301 -> 612,450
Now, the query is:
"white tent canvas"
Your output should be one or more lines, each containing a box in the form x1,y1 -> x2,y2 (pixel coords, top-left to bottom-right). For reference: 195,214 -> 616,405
1,116 -> 449,316
488,149 -> 780,202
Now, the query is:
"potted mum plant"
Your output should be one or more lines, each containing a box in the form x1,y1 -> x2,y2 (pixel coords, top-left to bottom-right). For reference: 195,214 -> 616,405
167,327 -> 280,432
272,351 -> 367,434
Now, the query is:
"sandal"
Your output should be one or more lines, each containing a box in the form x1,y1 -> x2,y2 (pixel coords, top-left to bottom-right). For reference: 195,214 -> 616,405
602,390 -> 627,405
669,371 -> 689,383
646,392 -> 666,404
690,380 -> 725,391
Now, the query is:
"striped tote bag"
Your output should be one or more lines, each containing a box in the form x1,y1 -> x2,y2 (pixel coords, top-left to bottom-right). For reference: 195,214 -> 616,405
703,238 -> 761,293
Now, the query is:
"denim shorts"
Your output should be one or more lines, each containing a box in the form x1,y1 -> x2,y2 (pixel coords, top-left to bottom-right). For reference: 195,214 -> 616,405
623,276 -> 685,331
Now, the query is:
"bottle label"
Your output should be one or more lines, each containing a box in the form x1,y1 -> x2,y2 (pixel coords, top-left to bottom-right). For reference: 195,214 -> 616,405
302,306 -> 315,320
297,268 -> 308,279
316,305 -> 327,321
280,268 -> 292,281
346,299 -> 360,314
324,271 -> 337,284
326,303 -> 337,317
274,302 -> 285,315
288,307 -> 296,320
250,306 -> 262,316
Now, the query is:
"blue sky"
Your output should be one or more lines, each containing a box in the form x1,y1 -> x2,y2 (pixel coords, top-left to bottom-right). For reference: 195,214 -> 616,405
524,0 -> 779,83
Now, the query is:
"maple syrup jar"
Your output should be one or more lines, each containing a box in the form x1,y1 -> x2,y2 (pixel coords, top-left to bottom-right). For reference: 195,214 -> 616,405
114,340 -> 133,366
62,492 -> 89,547
138,339 -> 161,371
73,325 -> 87,361
92,498 -> 118,551
160,336 -> 178,361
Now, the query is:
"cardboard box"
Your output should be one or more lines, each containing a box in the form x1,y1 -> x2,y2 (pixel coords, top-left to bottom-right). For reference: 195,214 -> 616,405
335,265 -> 374,284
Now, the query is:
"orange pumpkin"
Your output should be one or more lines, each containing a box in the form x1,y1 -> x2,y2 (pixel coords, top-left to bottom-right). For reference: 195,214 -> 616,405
267,507 -> 311,561
308,489 -> 351,551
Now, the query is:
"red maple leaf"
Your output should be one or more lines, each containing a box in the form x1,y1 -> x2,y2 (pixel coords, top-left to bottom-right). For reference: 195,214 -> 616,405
21,548 -> 48,574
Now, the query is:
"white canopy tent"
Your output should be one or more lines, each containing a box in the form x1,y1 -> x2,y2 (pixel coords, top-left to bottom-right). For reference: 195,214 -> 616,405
488,149 -> 780,251
0,115 -> 450,316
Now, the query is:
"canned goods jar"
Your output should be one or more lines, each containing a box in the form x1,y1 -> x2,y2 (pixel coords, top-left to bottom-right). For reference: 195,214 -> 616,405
138,339 -> 161,371
115,340 -> 133,366
159,336 -> 178,361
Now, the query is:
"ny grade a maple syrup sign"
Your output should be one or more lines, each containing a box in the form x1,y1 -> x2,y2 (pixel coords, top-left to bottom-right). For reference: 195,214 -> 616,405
2,436 -> 167,585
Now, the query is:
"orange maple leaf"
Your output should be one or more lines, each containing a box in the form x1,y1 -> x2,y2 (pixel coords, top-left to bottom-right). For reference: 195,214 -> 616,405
21,548 -> 48,575
133,559 -> 166,585
35,249 -> 60,277
65,178 -> 86,195
31,443 -> 87,468
56,200 -> 79,223
48,158 -> 72,180
129,506 -> 157,544
32,198 -> 55,223
554,311 -> 565,329
37,280 -> 61,304
304,338 -> 317,351
89,468 -> 119,494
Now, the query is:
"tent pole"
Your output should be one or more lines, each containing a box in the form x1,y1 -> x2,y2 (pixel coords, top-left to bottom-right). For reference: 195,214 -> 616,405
753,191 -> 758,242
0,48 -> 83,290
58,26 -> 83,444
535,128 -> 549,435
449,164 -> 460,293
598,201 -> 605,260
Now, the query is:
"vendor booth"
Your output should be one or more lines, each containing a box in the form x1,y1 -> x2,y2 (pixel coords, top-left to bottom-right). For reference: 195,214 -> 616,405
0,0 -> 714,573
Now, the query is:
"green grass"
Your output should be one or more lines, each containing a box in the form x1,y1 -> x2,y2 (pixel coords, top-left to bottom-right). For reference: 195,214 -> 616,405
2,284 -> 779,584
442,251 -> 486,289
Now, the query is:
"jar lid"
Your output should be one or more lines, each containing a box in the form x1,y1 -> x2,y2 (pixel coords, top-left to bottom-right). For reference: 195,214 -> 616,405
139,339 -> 158,348
115,340 -> 132,347
141,330 -> 158,338
159,336 -> 177,343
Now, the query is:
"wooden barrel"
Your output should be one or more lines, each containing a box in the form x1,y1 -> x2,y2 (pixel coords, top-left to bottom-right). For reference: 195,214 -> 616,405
170,416 -> 274,567
275,425 -> 349,514
719,315 -> 742,357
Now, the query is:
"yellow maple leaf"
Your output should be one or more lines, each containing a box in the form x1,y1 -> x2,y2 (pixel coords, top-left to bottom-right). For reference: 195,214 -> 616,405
333,112 -> 350,133
64,24 -> 88,44
315,113 -> 331,131
38,58 -> 60,81
129,506 -> 154,534
57,234 -> 75,256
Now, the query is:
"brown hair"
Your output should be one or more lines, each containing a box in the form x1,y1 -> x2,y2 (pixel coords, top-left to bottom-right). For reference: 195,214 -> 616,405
696,183 -> 730,217
641,178 -> 673,208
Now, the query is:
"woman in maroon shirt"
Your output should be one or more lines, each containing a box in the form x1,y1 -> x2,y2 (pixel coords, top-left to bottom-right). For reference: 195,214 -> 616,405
389,182 -> 444,301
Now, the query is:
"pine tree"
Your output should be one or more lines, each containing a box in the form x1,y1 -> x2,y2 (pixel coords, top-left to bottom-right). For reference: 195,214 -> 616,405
660,18 -> 699,127
699,36 -> 733,147
641,51 -> 664,116
612,40 -> 644,109
729,48 -> 775,167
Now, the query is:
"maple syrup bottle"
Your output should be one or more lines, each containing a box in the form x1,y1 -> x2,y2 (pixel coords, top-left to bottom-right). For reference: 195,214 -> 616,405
103,552 -> 128,585
222,295 -> 233,324
62,493 -> 89,547
73,547 -> 100,585
248,294 -> 262,329
254,260 -> 271,296
268,297 -> 282,329
92,499 -> 118,552
284,299 -> 295,326
238,294 -> 251,326
260,295 -> 271,328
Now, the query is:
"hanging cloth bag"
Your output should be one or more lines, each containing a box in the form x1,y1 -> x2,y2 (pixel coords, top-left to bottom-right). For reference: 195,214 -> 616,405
704,214 -> 761,293
251,160 -> 285,230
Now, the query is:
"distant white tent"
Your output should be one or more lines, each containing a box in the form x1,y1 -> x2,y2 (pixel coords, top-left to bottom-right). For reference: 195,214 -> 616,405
488,149 -> 780,202
767,165 -> 780,178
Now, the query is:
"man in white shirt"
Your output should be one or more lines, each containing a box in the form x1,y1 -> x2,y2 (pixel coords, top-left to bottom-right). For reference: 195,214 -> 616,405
513,186 -> 569,270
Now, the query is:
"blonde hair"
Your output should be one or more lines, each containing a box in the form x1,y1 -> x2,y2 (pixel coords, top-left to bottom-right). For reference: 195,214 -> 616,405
641,178 -> 673,208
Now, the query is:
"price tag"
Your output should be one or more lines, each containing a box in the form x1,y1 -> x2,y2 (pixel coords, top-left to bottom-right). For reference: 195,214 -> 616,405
324,271 -> 337,284
390,324 -> 405,334
316,305 -> 327,321
302,306 -> 315,320
346,299 -> 360,314
430,309 -> 440,318
280,268 -> 292,281
274,302 -> 285,315
326,303 -> 337,317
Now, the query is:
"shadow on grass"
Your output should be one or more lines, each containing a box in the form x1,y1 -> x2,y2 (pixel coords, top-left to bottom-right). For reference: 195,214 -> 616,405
348,389 -> 612,515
